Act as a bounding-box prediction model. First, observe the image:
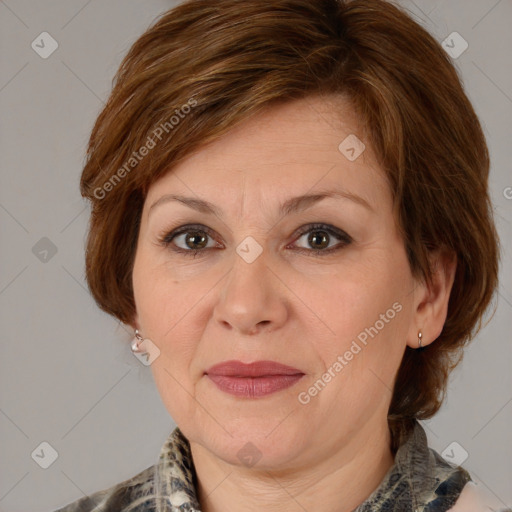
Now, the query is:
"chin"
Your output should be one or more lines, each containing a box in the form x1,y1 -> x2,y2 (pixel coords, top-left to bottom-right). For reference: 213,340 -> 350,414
196,418 -> 311,470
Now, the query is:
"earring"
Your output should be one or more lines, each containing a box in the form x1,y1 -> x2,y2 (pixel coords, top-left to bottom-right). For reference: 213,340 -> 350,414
418,331 -> 423,348
131,329 -> 144,353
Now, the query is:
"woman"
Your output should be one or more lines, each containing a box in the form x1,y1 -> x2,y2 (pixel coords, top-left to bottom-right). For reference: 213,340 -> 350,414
54,0 -> 505,510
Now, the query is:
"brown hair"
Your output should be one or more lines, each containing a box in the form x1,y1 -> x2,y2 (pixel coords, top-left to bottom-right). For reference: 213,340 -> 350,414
80,0 -> 499,450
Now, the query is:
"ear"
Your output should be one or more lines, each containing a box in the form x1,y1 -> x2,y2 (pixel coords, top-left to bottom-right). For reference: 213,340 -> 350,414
406,248 -> 457,349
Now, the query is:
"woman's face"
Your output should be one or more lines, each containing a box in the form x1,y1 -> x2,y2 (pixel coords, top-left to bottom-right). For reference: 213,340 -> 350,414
132,95 -> 420,469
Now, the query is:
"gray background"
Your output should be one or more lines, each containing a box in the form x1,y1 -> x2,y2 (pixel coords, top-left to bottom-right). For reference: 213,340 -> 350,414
0,1 -> 510,511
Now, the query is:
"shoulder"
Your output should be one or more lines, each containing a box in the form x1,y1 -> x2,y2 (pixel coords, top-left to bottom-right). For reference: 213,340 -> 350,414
52,464 -> 157,512
447,481 -> 512,512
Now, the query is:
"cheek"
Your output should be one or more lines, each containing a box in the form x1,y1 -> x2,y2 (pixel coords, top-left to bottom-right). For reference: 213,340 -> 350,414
132,256 -> 196,390
303,272 -> 412,427
136,274 -> 201,423
150,359 -> 197,427
306,248 -> 414,397
313,251 -> 411,337
133,249 -> 193,338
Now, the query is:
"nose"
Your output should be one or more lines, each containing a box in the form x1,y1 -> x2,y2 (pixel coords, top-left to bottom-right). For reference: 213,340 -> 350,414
213,245 -> 289,336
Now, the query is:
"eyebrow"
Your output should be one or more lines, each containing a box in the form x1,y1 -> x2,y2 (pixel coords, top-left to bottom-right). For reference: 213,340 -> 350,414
148,189 -> 373,218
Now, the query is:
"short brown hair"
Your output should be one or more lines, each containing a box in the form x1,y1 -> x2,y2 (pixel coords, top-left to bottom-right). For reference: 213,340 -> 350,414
80,0 -> 499,450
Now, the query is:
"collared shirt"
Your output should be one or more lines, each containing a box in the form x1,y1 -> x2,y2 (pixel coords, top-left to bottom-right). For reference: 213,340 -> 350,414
53,420 -> 506,512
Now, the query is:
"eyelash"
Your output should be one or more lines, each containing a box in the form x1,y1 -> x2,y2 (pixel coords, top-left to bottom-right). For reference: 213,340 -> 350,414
157,223 -> 353,258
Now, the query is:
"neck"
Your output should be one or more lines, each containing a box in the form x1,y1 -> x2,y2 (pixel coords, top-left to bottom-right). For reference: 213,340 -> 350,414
189,420 -> 394,512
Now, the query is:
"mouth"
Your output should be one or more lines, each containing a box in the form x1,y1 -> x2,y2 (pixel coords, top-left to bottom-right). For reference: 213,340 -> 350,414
205,360 -> 305,398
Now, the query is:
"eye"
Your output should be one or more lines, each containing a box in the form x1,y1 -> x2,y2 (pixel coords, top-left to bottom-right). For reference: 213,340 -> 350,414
158,224 -> 221,257
289,223 -> 352,255
157,222 -> 352,257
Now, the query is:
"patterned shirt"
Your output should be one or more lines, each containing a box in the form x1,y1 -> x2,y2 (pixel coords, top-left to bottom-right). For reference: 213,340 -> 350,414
53,420 -> 503,511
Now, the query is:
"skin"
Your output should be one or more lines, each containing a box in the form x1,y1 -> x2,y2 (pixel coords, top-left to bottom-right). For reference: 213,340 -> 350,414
131,94 -> 456,512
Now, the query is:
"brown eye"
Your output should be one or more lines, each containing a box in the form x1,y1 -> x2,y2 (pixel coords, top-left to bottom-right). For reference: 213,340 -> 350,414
307,230 -> 330,250
183,230 -> 209,250
159,222 -> 351,258
292,223 -> 352,254
159,224 -> 219,255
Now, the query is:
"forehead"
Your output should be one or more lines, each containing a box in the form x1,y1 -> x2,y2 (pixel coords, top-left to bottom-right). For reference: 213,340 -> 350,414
144,95 -> 388,209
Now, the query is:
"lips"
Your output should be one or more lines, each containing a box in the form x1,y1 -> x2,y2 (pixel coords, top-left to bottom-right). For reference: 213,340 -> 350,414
205,360 -> 304,377
205,360 -> 305,398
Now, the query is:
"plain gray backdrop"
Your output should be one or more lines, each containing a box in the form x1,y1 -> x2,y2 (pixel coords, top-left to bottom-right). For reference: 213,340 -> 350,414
0,1 -> 511,511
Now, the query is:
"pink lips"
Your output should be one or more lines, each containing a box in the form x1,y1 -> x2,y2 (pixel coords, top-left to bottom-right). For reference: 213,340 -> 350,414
205,360 -> 305,398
